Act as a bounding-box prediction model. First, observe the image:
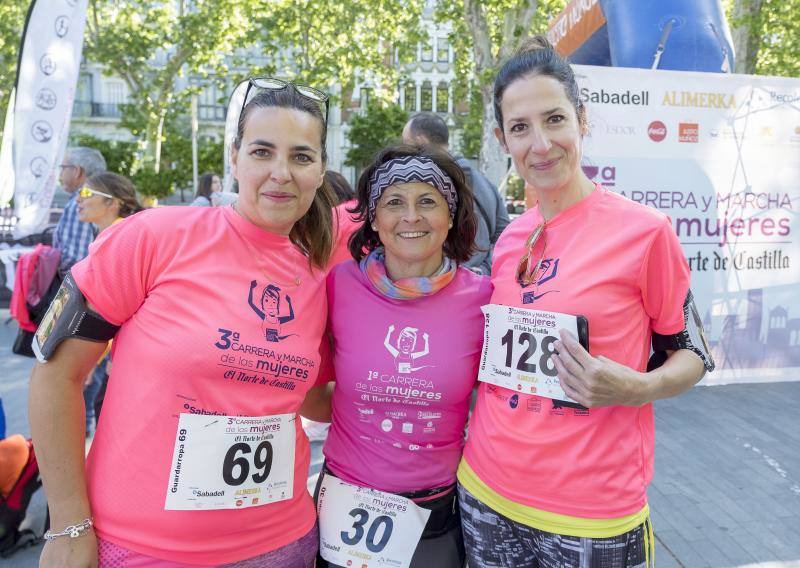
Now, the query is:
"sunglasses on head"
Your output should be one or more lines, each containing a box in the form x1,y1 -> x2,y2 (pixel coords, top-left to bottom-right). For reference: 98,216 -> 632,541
240,77 -> 330,125
78,186 -> 114,200
516,221 -> 547,288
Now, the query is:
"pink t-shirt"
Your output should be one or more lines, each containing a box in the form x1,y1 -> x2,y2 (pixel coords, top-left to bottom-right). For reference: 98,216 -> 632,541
463,185 -> 690,519
324,261 -> 491,493
72,205 -> 328,564
328,200 -> 361,268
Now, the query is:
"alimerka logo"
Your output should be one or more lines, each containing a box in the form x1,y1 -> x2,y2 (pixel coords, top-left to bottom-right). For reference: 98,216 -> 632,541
663,91 -> 736,109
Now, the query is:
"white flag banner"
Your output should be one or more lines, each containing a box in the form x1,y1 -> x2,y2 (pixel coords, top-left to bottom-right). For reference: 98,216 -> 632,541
10,0 -> 89,237
0,87 -> 15,206
574,65 -> 800,385
223,79 -> 249,192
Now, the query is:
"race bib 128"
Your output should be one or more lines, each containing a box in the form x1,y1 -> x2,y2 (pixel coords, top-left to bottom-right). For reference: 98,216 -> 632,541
479,304 -> 589,402
164,413 -> 295,510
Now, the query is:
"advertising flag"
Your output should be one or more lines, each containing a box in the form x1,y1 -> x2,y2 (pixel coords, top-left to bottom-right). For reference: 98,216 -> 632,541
1,0 -> 89,237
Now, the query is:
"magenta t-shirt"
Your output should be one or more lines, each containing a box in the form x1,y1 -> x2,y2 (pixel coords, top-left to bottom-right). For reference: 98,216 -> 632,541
323,261 -> 492,493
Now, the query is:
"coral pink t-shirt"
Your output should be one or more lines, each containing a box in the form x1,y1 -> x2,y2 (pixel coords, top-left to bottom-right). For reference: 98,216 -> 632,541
328,200 -> 361,268
324,262 -> 491,493
463,186 -> 690,519
72,206 -> 328,564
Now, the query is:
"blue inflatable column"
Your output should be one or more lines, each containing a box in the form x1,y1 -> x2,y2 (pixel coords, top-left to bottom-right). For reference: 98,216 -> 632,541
599,0 -> 735,72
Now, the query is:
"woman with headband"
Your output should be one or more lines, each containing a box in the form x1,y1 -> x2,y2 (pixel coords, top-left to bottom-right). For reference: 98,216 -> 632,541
30,78 -> 336,567
304,145 -> 489,567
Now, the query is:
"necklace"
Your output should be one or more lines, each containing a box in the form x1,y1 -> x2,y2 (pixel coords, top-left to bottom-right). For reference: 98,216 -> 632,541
228,204 -> 304,287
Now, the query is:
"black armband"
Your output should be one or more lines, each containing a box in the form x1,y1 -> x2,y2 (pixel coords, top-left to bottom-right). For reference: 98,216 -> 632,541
32,272 -> 119,363
648,289 -> 715,373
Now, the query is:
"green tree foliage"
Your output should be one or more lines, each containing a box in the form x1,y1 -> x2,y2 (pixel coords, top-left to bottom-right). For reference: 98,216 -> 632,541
435,0 -> 567,180
84,0 -> 251,174
345,103 -> 408,171
0,0 -> 27,134
71,130 -> 223,200
725,0 -> 800,77
247,0 -> 425,99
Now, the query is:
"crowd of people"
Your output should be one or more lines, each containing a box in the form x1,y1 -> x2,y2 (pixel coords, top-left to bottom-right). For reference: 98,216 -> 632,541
21,36 -> 713,568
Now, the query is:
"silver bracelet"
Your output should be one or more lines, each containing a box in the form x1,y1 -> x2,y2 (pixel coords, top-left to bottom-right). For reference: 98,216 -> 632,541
44,517 -> 93,541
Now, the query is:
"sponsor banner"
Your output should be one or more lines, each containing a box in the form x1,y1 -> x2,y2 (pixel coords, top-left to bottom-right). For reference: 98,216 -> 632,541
6,0 -> 89,236
575,65 -> 800,385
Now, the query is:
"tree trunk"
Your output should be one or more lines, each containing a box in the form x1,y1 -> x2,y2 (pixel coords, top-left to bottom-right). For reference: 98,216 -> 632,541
478,83 -> 508,186
154,110 -> 166,174
463,0 -> 538,184
731,0 -> 763,74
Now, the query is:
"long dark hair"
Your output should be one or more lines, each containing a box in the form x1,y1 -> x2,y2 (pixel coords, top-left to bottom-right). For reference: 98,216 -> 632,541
196,172 -> 217,200
348,144 -> 477,264
494,35 -> 587,135
234,86 -> 335,269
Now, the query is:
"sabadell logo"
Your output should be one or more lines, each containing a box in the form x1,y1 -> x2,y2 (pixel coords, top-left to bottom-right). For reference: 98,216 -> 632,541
648,121 -> 667,142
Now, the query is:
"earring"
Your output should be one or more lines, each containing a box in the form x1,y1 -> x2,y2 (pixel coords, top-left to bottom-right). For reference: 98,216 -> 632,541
448,220 -> 453,229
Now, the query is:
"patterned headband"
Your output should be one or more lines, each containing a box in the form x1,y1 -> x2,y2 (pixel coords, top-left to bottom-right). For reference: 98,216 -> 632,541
368,155 -> 458,221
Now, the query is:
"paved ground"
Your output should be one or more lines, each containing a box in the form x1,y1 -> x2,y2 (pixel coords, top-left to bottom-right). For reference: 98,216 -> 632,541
1,310 -> 798,567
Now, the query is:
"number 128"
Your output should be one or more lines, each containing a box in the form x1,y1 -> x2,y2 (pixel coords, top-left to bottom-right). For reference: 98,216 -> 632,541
501,330 -> 558,377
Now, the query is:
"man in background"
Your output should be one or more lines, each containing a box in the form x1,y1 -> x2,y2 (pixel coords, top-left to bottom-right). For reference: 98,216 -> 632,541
54,147 -> 107,272
403,113 -> 509,275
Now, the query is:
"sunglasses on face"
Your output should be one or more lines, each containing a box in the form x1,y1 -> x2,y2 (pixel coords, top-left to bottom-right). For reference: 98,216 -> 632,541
240,77 -> 330,125
78,186 -> 114,200
516,222 -> 547,288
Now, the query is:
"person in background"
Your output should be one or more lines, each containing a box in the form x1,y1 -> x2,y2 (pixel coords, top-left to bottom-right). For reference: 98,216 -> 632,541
403,113 -> 509,275
326,170 -> 360,268
54,147 -> 107,273
190,172 -> 222,206
75,172 -> 145,436
324,170 -> 354,204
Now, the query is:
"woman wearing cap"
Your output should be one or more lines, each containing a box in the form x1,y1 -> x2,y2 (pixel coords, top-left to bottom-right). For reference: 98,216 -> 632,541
303,144 -> 490,568
456,36 -> 714,567
30,78 -> 336,567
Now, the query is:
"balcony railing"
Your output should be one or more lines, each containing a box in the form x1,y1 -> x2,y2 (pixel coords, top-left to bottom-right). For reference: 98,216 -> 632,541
72,101 -> 226,122
198,104 -> 226,121
73,101 -> 123,119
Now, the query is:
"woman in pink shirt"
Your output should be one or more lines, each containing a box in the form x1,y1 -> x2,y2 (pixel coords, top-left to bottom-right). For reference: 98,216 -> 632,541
29,79 -> 337,567
305,145 -> 491,568
457,36 -> 715,568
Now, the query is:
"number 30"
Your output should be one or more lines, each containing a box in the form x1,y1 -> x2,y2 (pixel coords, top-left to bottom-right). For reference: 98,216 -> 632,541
340,508 -> 393,552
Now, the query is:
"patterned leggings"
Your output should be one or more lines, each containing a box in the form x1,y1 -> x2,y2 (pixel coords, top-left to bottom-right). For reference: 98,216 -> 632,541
97,523 -> 318,568
458,485 -> 654,568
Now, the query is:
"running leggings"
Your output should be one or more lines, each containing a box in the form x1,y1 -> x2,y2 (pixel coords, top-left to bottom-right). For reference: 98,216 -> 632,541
97,523 -> 318,567
458,485 -> 654,568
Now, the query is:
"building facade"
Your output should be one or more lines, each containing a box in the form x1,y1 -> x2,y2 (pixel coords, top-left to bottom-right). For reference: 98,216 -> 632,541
70,4 -> 458,188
